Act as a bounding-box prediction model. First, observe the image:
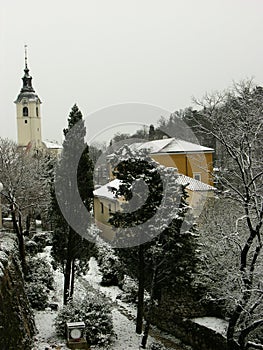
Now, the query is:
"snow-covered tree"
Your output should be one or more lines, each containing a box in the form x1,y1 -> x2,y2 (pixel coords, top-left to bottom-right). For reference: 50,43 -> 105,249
194,80 -> 263,350
51,104 -> 95,304
108,144 -> 198,348
0,137 -> 52,274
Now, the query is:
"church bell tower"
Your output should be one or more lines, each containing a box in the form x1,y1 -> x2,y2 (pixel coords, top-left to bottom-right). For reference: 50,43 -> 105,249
14,46 -> 43,149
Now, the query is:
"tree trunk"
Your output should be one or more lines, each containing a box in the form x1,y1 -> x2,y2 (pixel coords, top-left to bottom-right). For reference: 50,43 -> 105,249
227,227 -> 261,349
70,258 -> 75,300
141,319 -> 150,349
25,213 -> 31,235
64,228 -> 74,305
136,244 -> 145,334
141,265 -> 157,348
11,209 -> 27,275
63,258 -> 71,305
227,304 -> 242,349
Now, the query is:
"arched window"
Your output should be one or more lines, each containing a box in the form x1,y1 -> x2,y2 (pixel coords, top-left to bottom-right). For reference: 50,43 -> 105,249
23,107 -> 28,117
36,107 -> 39,117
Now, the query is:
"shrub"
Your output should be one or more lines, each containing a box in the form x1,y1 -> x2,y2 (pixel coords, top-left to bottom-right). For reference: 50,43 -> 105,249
25,257 -> 54,290
31,232 -> 49,252
54,295 -> 115,346
149,342 -> 167,350
118,275 -> 138,303
25,240 -> 38,256
96,241 -> 124,286
25,256 -> 54,310
25,282 -> 49,310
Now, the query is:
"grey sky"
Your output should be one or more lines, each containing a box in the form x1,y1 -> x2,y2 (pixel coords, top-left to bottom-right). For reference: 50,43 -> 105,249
1,0 -> 263,144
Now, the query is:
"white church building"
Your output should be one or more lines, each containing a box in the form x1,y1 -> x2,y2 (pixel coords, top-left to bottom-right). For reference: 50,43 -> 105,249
14,47 -> 62,154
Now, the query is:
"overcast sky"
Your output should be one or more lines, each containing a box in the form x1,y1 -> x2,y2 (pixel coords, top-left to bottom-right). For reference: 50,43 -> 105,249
1,0 -> 263,145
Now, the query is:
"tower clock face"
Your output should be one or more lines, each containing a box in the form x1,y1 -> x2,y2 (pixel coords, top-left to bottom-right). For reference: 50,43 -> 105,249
70,328 -> 82,339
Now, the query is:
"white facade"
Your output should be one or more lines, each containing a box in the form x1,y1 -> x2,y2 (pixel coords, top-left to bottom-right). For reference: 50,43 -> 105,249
14,56 -> 43,149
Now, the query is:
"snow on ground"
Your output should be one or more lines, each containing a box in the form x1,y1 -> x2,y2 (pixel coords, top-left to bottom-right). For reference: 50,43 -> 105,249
33,246 -> 188,350
32,311 -> 68,350
83,257 -> 138,319
111,309 -> 144,349
191,317 -> 228,336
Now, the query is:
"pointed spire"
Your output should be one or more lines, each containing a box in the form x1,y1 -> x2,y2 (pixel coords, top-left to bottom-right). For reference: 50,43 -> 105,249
24,44 -> 28,70
21,44 -> 35,93
14,45 -> 41,104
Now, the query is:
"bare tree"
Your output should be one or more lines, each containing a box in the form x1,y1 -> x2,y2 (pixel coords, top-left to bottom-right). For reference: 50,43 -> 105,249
193,80 -> 263,349
0,138 -> 52,274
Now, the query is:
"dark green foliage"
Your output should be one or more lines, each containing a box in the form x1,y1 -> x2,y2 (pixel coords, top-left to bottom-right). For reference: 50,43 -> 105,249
109,144 -> 198,294
118,275 -> 138,303
54,296 -> 115,346
31,232 -> 49,252
157,107 -> 215,149
110,157 -> 163,230
25,256 -> 54,289
149,342 -> 167,350
108,144 -> 198,343
96,241 -> 124,286
50,104 -> 95,304
25,240 -> 38,256
25,282 -> 49,310
25,256 -> 54,310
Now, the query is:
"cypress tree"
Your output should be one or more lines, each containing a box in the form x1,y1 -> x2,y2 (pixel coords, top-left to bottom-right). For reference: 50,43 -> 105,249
51,104 -> 95,304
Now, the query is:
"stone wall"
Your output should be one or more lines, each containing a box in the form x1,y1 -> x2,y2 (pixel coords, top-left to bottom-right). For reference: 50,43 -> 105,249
170,319 -> 229,350
151,287 -> 207,321
149,287 -> 237,350
0,232 -> 35,349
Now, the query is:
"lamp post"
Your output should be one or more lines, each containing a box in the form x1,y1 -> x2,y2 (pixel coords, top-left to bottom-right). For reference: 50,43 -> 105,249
0,182 -> 3,229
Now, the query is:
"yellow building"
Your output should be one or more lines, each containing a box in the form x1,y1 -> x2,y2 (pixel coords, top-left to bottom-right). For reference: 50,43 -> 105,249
93,179 -> 124,241
94,138 -> 215,240
136,138 -> 214,186
14,47 -> 62,156
14,47 -> 43,149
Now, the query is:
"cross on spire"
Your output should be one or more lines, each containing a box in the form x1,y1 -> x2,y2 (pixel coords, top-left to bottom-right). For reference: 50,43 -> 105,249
21,44 -> 35,93
24,44 -> 28,69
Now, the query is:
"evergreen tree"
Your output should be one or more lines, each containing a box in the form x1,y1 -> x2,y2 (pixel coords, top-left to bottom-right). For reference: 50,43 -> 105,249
51,104 -> 95,304
108,145 -> 198,347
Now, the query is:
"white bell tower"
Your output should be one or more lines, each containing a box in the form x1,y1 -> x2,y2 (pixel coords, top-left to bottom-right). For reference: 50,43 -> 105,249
14,46 -> 43,149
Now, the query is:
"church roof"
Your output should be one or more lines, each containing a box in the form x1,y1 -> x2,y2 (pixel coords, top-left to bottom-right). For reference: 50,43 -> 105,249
14,46 -> 41,104
137,138 -> 214,154
42,140 -> 63,149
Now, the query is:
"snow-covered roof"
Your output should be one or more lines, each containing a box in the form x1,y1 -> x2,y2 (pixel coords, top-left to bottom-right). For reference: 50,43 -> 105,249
42,140 -> 63,149
93,179 -> 122,200
138,138 -> 214,154
137,138 -> 173,153
94,175 -> 216,201
176,174 -> 216,192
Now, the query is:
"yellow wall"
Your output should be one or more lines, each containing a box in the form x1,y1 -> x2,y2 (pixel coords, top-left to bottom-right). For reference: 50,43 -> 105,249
16,100 -> 42,148
93,197 -> 121,241
151,152 -> 214,185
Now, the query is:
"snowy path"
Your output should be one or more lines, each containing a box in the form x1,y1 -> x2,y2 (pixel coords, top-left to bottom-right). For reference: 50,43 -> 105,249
33,249 -> 191,350
79,258 -> 192,350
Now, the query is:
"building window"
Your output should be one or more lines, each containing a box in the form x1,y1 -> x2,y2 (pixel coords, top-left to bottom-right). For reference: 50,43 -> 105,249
36,107 -> 39,117
108,203 -> 112,213
193,173 -> 201,181
100,202 -> 104,214
23,107 -> 28,117
25,120 -> 28,124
